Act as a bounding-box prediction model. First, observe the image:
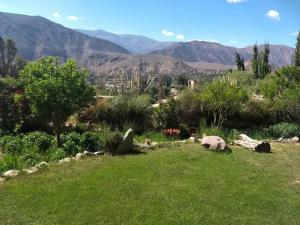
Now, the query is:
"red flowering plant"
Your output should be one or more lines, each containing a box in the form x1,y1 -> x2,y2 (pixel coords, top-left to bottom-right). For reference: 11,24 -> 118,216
163,128 -> 181,139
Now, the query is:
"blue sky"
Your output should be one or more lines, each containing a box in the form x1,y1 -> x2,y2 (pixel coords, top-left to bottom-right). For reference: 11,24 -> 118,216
0,0 -> 299,47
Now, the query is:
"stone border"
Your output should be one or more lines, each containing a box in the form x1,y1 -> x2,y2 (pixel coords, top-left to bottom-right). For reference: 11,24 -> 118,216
0,151 -> 104,184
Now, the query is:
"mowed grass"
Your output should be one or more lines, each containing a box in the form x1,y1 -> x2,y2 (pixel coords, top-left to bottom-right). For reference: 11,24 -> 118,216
1,143 -> 300,225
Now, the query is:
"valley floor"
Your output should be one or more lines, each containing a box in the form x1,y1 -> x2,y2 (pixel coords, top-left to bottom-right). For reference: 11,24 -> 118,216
0,143 -> 300,225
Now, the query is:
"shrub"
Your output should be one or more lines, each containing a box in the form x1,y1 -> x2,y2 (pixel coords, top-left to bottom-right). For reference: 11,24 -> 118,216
199,77 -> 248,127
62,132 -> 83,155
135,131 -> 170,143
0,154 -> 24,172
0,135 -> 23,154
224,129 -> 240,143
23,131 -> 54,153
82,132 -> 103,152
75,123 -> 89,134
80,95 -> 153,134
19,147 -> 42,167
199,126 -> 226,138
48,148 -> 66,161
179,124 -> 190,139
267,123 -> 300,138
179,88 -> 202,129
104,133 -> 123,155
152,98 -> 181,130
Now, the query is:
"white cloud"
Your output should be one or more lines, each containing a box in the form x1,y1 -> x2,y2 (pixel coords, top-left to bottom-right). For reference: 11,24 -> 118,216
266,10 -> 280,21
52,12 -> 60,18
176,34 -> 185,41
0,3 -> 7,11
226,0 -> 246,3
290,31 -> 299,36
67,16 -> 79,21
161,29 -> 175,37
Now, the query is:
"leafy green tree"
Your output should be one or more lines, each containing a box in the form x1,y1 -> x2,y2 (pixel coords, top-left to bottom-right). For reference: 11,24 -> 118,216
21,57 -> 95,146
199,77 -> 248,127
295,31 -> 300,67
0,78 -> 19,134
283,85 -> 300,122
260,66 -> 300,122
235,52 -> 245,71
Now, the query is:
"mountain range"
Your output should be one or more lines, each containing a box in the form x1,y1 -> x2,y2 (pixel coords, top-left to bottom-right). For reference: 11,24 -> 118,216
77,29 -> 173,54
0,12 -> 295,77
149,41 -> 294,68
0,12 -> 130,64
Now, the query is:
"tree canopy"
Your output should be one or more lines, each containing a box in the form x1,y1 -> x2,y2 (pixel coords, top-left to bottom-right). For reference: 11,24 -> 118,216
21,57 -> 95,146
199,77 -> 248,127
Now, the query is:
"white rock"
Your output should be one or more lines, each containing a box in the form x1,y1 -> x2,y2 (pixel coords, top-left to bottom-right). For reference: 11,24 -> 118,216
3,170 -> 19,178
151,142 -> 158,147
0,177 -> 5,183
84,151 -> 96,157
75,153 -> 85,160
59,157 -> 71,164
189,137 -> 196,142
292,136 -> 299,143
36,162 -> 48,169
94,151 -> 104,156
23,167 -> 39,175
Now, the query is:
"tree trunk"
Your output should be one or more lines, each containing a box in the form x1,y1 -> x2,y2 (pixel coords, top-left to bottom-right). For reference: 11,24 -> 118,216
56,132 -> 62,148
54,122 -> 62,147
213,112 -> 217,126
234,134 -> 271,153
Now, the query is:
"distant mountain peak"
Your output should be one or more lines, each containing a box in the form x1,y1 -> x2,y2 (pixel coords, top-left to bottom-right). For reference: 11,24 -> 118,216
0,11 -> 130,63
149,40 -> 294,68
77,29 -> 174,54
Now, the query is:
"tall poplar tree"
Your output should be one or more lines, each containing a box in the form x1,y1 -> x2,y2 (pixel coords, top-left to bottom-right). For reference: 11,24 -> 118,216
295,31 -> 300,67
252,44 -> 259,78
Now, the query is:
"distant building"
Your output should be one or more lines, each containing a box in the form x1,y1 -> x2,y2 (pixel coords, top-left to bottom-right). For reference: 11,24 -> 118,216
188,80 -> 195,89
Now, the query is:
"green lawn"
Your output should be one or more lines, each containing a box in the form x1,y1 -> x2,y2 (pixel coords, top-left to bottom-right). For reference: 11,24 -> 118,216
1,143 -> 300,225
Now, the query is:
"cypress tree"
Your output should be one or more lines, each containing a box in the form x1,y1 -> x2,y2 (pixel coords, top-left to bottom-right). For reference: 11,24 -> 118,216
0,36 -> 5,76
252,44 -> 259,78
235,52 -> 245,71
295,31 -> 300,67
261,43 -> 271,78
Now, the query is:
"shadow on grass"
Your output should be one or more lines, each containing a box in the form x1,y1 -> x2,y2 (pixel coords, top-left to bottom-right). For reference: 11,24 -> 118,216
202,145 -> 233,154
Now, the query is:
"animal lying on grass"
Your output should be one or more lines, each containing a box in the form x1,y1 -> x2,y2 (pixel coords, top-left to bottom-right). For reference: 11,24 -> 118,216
201,135 -> 227,151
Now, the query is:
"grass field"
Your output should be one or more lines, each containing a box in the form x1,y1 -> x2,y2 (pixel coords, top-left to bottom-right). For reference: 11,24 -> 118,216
0,143 -> 300,225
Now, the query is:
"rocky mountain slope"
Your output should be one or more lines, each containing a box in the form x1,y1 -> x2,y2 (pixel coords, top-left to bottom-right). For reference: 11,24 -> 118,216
85,54 -> 197,76
150,41 -> 294,68
0,12 -> 130,64
77,29 -> 173,54
0,12 -> 295,77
